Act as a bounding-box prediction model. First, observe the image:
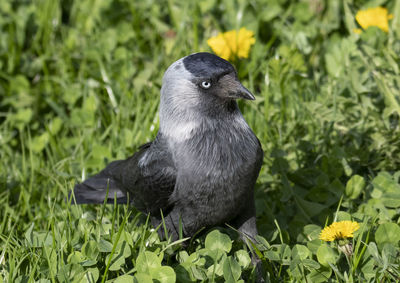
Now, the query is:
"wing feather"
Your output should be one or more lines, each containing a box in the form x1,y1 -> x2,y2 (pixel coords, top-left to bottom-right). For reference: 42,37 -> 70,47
72,139 -> 177,214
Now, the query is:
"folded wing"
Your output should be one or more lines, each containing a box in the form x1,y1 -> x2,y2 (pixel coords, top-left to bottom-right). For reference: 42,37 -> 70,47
71,140 -> 177,215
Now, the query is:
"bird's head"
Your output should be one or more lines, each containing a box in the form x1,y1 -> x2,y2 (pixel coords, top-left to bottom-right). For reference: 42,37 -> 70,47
159,53 -> 255,139
161,52 -> 254,108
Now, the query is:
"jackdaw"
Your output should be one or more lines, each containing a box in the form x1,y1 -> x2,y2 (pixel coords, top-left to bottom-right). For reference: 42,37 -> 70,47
72,52 -> 263,242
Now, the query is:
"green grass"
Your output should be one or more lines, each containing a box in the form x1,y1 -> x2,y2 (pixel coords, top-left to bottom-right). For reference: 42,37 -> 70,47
1,0 -> 400,282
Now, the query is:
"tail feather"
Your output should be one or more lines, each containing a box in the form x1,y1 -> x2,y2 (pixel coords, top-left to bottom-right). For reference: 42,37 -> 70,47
70,148 -> 148,205
71,178 -> 129,204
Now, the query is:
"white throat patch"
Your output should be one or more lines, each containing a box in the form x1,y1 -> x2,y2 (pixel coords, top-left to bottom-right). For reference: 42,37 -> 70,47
161,120 -> 199,141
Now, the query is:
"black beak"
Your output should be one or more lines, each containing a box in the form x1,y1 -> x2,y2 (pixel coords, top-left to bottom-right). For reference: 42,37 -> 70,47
235,83 -> 255,100
220,74 -> 255,101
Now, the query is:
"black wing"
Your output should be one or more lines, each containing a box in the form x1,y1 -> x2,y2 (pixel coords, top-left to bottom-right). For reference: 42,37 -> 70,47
120,140 -> 177,214
72,140 -> 177,215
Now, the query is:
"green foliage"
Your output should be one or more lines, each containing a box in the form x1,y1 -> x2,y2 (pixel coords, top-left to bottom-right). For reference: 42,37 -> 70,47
1,0 -> 400,282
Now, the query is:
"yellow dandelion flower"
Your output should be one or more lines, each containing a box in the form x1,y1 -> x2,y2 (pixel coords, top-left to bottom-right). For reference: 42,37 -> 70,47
355,7 -> 393,33
319,221 -> 360,242
207,28 -> 256,61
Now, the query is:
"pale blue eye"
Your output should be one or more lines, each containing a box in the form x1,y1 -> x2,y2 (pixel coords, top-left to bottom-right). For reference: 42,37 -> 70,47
201,81 -> 211,89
